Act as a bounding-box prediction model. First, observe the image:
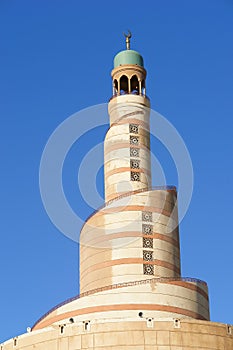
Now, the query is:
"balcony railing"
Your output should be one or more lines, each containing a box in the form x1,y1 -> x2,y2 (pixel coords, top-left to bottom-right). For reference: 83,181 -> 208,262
81,185 -> 177,232
32,276 -> 207,330
109,92 -> 150,101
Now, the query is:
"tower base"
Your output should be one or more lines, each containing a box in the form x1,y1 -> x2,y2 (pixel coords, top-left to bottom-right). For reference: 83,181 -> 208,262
2,319 -> 232,349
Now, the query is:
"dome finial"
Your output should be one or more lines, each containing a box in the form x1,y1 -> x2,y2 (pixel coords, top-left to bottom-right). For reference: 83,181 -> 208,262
123,30 -> 132,50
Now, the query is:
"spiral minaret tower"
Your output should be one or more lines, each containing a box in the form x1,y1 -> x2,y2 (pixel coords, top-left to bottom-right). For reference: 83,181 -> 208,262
2,36 -> 232,350
78,40 -> 209,321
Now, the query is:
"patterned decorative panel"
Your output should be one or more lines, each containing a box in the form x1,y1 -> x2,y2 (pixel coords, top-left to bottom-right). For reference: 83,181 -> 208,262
143,250 -> 153,261
129,124 -> 139,134
143,237 -> 153,248
130,135 -> 139,145
143,264 -> 154,275
131,171 -> 140,181
142,211 -> 152,222
142,224 -> 153,235
130,147 -> 139,157
130,159 -> 140,169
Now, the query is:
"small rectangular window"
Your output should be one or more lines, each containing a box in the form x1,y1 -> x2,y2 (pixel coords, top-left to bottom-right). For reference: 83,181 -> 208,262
84,321 -> 91,331
146,318 -> 154,328
173,319 -> 181,328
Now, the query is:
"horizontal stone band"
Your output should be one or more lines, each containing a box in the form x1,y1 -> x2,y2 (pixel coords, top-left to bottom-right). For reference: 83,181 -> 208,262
80,257 -> 180,276
80,231 -> 179,249
33,303 -> 207,330
111,118 -> 150,130
105,167 -> 151,178
105,142 -> 150,154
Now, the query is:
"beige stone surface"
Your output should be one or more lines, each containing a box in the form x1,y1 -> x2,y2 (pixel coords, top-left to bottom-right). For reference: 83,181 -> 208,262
80,188 -> 180,295
27,279 -> 209,331
2,319 -> 232,349
104,94 -> 152,201
105,148 -> 151,164
108,96 -> 150,126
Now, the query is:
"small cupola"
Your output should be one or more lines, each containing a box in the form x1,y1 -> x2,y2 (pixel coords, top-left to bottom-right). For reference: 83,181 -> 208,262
111,31 -> 147,98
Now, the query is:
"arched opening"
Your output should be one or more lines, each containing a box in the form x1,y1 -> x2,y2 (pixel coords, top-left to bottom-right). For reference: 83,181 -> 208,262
141,79 -> 146,96
120,75 -> 129,95
131,75 -> 139,95
113,79 -> 118,95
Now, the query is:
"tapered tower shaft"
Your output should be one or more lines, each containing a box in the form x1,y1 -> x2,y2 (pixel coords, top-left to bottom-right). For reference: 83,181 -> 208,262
80,49 -> 181,293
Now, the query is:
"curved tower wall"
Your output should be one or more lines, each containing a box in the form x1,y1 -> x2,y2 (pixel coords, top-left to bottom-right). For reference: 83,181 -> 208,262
78,53 -> 210,323
80,189 -> 181,293
3,320 -> 233,349
104,66 -> 151,202
78,55 -> 209,325
79,60 -> 183,294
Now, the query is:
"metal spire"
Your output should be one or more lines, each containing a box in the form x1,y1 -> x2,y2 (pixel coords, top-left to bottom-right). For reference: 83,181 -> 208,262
123,30 -> 132,50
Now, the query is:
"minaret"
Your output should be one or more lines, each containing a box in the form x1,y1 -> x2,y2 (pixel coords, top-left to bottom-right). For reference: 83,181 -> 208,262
2,35 -> 232,350
34,33 -> 210,326
105,31 -> 151,202
78,34 -> 210,321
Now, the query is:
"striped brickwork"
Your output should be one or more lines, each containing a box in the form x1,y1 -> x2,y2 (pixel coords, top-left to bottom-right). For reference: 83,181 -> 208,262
80,189 -> 180,292
104,94 -> 151,202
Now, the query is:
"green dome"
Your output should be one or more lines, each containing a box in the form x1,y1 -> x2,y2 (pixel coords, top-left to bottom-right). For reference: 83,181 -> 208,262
114,50 -> 144,68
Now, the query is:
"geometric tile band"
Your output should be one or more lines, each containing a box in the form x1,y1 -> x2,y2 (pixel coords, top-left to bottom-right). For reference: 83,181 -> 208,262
142,224 -> 153,235
130,135 -> 139,145
143,264 -> 154,275
142,211 -> 152,222
129,123 -> 139,134
143,237 -> 153,248
131,171 -> 140,181
130,147 -> 140,157
143,250 -> 153,261
130,159 -> 140,169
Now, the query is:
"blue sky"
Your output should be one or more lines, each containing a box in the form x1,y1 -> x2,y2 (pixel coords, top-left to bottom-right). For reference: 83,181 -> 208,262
0,0 -> 233,343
